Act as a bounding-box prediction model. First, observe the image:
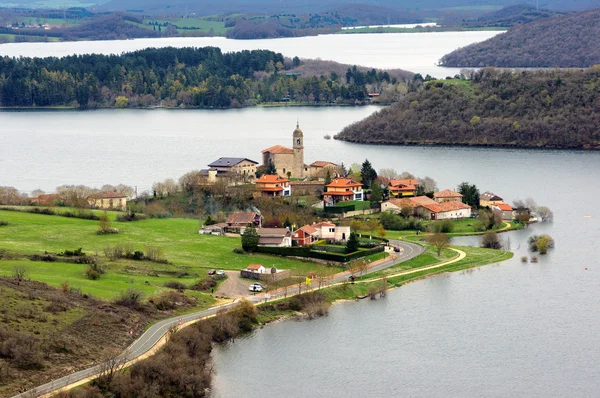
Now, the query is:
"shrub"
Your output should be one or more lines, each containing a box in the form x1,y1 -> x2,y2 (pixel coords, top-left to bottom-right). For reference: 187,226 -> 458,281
62,210 -> 99,220
232,247 -> 245,254
154,291 -> 194,311
115,288 -> 144,309
481,231 -> 502,249
116,212 -> 148,222
132,250 -> 144,260
189,277 -> 217,291
0,220 -> 8,226
528,234 -> 555,254
30,253 -> 56,262
430,219 -> 453,233
145,246 -> 164,262
61,248 -> 85,257
164,280 -> 186,291
85,263 -> 104,280
104,245 -> 123,260
521,256 -> 528,263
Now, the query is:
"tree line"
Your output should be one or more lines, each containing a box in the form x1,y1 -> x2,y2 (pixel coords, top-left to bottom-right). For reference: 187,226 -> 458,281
335,67 -> 600,150
0,47 -> 401,108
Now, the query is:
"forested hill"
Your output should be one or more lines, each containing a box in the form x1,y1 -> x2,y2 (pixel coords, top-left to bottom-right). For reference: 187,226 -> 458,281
0,47 -> 408,108
441,8 -> 600,68
461,4 -> 568,28
335,68 -> 600,150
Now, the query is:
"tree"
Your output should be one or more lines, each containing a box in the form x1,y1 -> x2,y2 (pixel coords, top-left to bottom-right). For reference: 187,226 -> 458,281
30,189 -> 45,198
346,232 -> 360,253
536,206 -> 554,222
481,231 -> 502,249
241,226 -> 259,252
458,182 -> 480,207
360,159 -> 377,189
417,176 -> 438,194
115,96 -> 129,108
98,213 -> 114,234
266,159 -> 277,175
528,234 -> 555,254
426,233 -> 450,256
378,168 -> 398,180
324,169 -> 332,185
13,265 -> 27,282
370,182 -> 383,203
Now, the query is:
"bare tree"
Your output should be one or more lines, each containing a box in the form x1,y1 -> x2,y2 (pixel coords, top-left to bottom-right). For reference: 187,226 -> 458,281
0,186 -> 21,205
536,206 -> 554,222
399,171 -> 416,179
417,176 -> 438,193
379,275 -> 388,297
481,231 -> 503,249
378,168 -> 399,180
97,349 -> 128,387
426,233 -> 450,256
30,189 -> 45,198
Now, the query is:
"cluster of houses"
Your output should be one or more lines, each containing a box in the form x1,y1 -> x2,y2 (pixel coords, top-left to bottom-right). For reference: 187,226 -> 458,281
382,188 -> 472,220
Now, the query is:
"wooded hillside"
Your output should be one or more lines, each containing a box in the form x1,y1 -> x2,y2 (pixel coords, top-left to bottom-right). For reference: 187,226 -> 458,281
461,4 -> 568,28
335,68 -> 600,150
0,47 -> 408,108
441,8 -> 600,68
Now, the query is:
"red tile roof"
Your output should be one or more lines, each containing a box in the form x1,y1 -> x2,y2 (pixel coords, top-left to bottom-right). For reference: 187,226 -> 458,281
313,221 -> 336,228
226,211 -> 256,225
326,178 -> 362,188
310,161 -> 337,168
434,189 -> 462,198
389,179 -> 419,187
256,174 -> 289,184
247,264 -> 264,271
422,201 -> 471,213
496,203 -> 513,211
410,196 -> 437,206
261,145 -> 294,154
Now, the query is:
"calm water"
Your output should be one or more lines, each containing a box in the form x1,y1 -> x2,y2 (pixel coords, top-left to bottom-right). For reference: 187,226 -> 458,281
0,31 -> 501,77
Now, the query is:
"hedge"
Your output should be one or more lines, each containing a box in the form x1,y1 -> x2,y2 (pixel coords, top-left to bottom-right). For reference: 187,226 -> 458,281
256,245 -> 384,262
324,204 -> 355,214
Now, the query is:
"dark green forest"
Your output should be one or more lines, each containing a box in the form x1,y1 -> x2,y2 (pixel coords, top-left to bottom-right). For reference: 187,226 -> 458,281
441,8 -> 600,68
0,47 -> 402,108
461,4 -> 568,28
335,68 -> 600,150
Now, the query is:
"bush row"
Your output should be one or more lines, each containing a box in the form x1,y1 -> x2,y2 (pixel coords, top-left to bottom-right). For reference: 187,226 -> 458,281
0,206 -> 100,220
256,245 -> 384,262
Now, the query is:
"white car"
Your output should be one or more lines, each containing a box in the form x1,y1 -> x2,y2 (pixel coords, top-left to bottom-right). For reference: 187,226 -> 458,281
216,270 -> 225,276
249,282 -> 264,292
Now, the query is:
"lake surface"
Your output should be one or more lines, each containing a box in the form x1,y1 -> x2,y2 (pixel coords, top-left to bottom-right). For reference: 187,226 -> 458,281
0,31 -> 501,77
2,106 -> 599,397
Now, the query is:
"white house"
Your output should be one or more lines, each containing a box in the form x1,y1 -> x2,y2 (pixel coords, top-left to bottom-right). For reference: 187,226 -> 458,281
312,222 -> 351,241
421,201 -> 472,220
246,264 -> 267,273
256,228 -> 292,247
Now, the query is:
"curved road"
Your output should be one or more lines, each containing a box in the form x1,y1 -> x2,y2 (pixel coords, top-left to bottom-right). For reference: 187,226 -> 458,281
13,240 -> 422,398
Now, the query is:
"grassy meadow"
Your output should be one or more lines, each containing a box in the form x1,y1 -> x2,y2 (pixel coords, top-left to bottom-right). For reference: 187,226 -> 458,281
0,209 -> 342,299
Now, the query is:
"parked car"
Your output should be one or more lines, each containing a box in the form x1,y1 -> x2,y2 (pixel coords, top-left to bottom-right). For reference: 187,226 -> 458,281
393,246 -> 401,253
216,270 -> 225,276
208,269 -> 216,275
249,282 -> 264,292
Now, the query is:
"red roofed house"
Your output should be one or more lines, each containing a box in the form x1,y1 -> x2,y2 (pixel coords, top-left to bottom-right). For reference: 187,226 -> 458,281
246,264 -> 267,274
226,211 -> 263,233
388,179 -> 419,198
87,191 -> 127,210
292,225 -> 318,246
433,189 -> 463,203
381,196 -> 437,216
323,178 -> 364,206
421,201 -> 472,220
311,221 -> 351,242
493,203 -> 514,221
255,174 -> 291,197
309,161 -> 339,179
31,193 -> 60,207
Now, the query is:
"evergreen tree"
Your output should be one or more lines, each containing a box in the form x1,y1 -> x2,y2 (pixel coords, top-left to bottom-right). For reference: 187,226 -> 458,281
283,217 -> 292,229
241,226 -> 259,252
324,169 -> 332,185
360,159 -> 377,189
266,159 -> 277,175
346,231 -> 360,253
458,182 -> 480,207
370,182 -> 383,203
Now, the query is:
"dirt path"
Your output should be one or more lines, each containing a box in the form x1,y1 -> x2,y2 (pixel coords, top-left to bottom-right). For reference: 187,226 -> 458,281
215,271 -> 251,298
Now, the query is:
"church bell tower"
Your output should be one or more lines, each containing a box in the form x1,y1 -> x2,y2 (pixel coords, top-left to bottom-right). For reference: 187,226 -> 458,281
292,121 -> 304,178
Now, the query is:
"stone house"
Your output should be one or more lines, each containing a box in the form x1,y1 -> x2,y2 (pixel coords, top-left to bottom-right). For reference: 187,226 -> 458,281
87,191 -> 127,210
480,192 -> 504,208
208,157 -> 259,178
433,189 -> 463,203
309,161 -> 339,179
255,174 -> 291,197
382,196 -> 437,218
493,203 -> 514,221
226,211 -> 263,233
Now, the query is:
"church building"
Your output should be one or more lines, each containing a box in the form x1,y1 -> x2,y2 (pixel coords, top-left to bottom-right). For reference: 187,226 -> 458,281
261,123 -> 307,178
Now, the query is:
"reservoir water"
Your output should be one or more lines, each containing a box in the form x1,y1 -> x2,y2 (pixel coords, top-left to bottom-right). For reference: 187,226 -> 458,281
1,31 -> 599,397
0,31 -> 502,77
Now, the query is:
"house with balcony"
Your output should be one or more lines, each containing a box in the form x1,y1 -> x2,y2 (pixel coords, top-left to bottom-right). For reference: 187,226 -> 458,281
388,179 -> 419,197
225,211 -> 263,233
255,174 -> 291,197
323,178 -> 363,206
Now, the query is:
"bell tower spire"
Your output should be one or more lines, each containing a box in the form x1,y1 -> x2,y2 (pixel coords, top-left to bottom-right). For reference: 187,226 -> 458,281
292,121 -> 304,178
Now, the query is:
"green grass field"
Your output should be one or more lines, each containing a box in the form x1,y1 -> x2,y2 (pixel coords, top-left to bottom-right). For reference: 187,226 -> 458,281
0,210 -> 342,298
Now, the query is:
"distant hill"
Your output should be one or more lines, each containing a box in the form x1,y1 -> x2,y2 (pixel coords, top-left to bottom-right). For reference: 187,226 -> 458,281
462,4 -> 569,27
440,8 -> 600,68
97,0 -> 598,15
335,68 -> 600,150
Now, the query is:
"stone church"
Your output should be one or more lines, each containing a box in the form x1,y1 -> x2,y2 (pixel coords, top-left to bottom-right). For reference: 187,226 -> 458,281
261,123 -> 308,178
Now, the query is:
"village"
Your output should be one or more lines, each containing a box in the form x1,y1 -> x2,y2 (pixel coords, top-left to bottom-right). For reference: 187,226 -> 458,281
0,123 -> 540,295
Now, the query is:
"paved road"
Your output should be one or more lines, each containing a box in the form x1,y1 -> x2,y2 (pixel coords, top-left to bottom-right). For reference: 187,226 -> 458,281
13,240 -> 422,398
